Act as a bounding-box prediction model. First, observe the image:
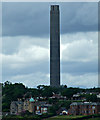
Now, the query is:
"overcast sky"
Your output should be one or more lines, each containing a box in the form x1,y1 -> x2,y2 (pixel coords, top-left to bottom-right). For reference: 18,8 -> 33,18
1,2 -> 98,88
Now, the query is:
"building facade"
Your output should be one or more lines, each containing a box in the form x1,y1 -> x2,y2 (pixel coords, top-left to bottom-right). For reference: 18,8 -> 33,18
10,101 -> 19,115
50,5 -> 60,87
68,102 -> 100,115
10,97 -> 36,115
10,98 -> 52,115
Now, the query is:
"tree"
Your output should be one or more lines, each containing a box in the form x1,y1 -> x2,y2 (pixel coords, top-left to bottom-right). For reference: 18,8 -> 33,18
86,94 -> 97,102
48,98 -> 53,104
2,81 -> 27,112
61,88 -> 77,99
42,87 -> 53,97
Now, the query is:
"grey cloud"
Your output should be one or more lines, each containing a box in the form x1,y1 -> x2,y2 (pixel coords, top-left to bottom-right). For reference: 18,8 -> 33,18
2,36 -> 49,55
2,2 -> 50,37
61,73 -> 98,88
61,60 -> 98,75
3,72 -> 50,88
2,32 -> 97,80
2,61 -> 49,77
2,2 -> 98,37
2,57 -> 97,79
2,36 -> 21,54
60,2 -> 98,34
2,60 -> 98,88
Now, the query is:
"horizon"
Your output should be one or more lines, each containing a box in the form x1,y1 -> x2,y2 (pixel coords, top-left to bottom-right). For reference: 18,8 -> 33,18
1,81 -> 100,89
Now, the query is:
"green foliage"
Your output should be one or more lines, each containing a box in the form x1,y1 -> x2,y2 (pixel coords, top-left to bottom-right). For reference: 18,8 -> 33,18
59,100 -> 72,109
41,87 -> 53,97
48,98 -> 53,104
48,105 -> 58,115
61,88 -> 79,99
2,81 -> 27,112
2,81 -> 100,113
85,94 -> 97,102
20,110 -> 32,116
44,114 -> 100,120
2,113 -> 55,120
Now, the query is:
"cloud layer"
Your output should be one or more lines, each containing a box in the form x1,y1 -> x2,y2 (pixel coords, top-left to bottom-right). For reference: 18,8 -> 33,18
2,31 -> 98,87
2,2 -> 98,88
2,2 -> 98,36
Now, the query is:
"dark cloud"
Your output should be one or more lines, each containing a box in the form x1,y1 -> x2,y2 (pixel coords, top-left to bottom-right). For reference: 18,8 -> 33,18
61,61 -> 98,75
2,61 -> 49,77
2,2 -> 98,87
2,57 -> 97,77
2,2 -> 98,37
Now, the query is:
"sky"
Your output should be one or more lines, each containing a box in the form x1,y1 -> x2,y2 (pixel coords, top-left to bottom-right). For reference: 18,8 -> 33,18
1,2 -> 98,88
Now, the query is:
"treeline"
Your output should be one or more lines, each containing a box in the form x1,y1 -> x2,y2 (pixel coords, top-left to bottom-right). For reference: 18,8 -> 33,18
2,81 -> 100,112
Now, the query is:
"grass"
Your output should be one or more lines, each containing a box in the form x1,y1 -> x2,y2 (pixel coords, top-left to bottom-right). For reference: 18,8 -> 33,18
44,115 -> 100,120
85,118 -> 100,120
44,115 -> 86,120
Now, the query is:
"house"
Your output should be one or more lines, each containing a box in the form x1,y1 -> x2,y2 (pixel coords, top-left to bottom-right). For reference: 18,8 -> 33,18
35,106 -> 48,115
10,97 -> 52,115
10,100 -> 23,115
10,97 -> 37,115
68,102 -> 100,115
97,94 -> 100,99
35,102 -> 52,115
56,107 -> 68,115
50,93 -> 66,99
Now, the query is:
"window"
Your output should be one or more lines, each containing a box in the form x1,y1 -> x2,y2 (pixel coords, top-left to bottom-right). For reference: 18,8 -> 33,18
53,6 -> 54,11
37,106 -> 39,110
92,106 -> 95,109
